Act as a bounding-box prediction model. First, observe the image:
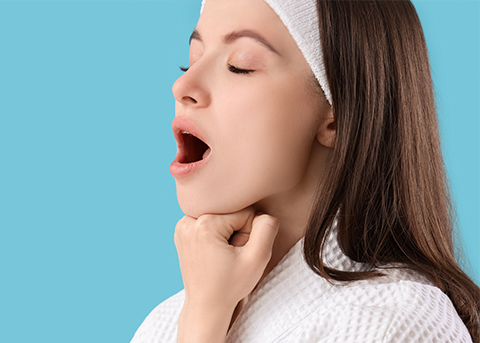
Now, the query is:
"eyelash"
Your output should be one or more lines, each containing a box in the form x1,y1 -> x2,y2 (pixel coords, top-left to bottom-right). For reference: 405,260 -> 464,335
178,65 -> 254,75
228,65 -> 255,75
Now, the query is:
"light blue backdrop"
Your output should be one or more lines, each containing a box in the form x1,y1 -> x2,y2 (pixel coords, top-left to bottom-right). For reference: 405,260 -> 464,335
0,1 -> 478,342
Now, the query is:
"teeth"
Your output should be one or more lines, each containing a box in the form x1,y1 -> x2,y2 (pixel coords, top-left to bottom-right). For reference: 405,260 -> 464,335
181,130 -> 192,135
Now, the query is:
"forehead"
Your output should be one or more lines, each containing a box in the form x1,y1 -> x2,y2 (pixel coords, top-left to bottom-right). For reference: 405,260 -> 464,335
197,0 -> 287,43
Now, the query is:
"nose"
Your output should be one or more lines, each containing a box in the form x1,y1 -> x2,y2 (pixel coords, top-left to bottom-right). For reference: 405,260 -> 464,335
172,64 -> 211,108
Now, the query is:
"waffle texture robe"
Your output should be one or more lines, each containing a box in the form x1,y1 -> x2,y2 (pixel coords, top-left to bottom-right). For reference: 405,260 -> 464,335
130,233 -> 472,342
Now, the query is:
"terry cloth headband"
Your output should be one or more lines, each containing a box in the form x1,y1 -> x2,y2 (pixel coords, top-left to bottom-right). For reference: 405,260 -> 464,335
200,0 -> 332,105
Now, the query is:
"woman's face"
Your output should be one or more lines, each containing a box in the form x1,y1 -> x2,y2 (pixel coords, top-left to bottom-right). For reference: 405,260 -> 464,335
171,0 -> 331,218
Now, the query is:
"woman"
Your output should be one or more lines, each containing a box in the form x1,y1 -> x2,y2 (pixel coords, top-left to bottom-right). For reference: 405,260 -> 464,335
132,0 -> 480,342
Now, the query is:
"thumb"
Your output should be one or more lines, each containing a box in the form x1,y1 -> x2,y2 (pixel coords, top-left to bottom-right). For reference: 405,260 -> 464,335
244,214 -> 279,261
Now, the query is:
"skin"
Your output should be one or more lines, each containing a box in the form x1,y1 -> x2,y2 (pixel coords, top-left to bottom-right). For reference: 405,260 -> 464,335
171,0 -> 335,341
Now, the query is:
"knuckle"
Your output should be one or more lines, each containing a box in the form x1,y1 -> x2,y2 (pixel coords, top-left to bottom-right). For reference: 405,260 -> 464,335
174,217 -> 191,240
195,215 -> 216,232
174,220 -> 184,234
195,215 -> 209,228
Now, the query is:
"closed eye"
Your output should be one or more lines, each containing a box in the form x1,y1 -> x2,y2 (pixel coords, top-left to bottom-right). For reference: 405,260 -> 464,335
179,65 -> 254,74
228,64 -> 254,75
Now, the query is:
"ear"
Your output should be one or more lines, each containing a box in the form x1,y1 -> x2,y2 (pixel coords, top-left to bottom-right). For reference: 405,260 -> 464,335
316,107 -> 336,148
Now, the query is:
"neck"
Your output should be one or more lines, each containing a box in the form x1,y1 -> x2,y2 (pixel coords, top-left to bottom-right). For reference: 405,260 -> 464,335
254,191 -> 311,279
253,141 -> 329,278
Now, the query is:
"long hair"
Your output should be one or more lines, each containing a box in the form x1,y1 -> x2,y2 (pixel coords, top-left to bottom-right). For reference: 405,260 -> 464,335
303,1 -> 480,341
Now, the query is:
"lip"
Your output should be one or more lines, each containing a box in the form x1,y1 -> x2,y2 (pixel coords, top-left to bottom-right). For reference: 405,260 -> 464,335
170,117 -> 211,178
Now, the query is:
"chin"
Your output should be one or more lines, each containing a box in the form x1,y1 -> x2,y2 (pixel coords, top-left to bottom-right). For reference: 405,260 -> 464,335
178,203 -> 203,219
177,196 -> 220,218
175,179 -> 269,218
177,194 -> 254,219
178,201 -> 233,219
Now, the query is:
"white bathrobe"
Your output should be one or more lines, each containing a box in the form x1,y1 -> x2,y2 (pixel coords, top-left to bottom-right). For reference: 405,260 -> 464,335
130,233 -> 472,342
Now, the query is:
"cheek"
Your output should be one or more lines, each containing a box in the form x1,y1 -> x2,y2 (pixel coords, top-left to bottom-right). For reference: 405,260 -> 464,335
251,85 -> 320,184
249,123 -> 315,189
219,93 -> 318,192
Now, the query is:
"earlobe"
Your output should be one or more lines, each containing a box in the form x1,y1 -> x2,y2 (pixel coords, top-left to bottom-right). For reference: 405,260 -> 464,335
316,108 -> 336,148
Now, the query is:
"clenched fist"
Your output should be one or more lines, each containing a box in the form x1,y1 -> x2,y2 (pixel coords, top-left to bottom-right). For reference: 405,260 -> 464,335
175,207 -> 279,343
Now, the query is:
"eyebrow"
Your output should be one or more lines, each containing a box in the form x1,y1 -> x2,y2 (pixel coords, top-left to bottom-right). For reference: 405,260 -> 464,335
189,29 -> 201,45
189,29 -> 280,55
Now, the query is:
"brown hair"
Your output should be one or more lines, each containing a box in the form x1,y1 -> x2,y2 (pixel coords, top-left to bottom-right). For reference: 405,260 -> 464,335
304,1 -> 480,341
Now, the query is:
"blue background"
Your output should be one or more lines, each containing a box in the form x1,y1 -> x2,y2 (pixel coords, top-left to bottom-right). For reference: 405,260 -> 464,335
0,1 -> 478,342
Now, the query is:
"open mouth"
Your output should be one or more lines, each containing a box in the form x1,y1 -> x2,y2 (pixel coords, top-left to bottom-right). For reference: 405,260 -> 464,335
178,130 -> 211,164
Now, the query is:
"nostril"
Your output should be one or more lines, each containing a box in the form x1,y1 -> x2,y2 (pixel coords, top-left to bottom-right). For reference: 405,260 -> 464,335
183,96 -> 198,104
189,96 -> 198,104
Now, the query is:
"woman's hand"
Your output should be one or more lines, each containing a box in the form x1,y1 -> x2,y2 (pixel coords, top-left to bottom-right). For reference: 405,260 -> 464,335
175,207 -> 279,343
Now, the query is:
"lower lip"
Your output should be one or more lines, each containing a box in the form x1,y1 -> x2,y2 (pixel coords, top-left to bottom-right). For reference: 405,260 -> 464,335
169,149 -> 211,178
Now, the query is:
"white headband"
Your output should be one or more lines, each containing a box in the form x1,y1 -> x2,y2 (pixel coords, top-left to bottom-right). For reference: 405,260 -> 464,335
200,0 -> 332,105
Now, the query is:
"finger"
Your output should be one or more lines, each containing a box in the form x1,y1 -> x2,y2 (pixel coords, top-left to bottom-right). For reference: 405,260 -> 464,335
229,210 -> 271,246
244,214 -> 279,260
199,207 -> 256,242
174,215 -> 196,240
228,231 -> 250,247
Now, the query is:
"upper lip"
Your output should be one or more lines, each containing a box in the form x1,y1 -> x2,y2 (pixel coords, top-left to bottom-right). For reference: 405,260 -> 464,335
172,117 -> 209,146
